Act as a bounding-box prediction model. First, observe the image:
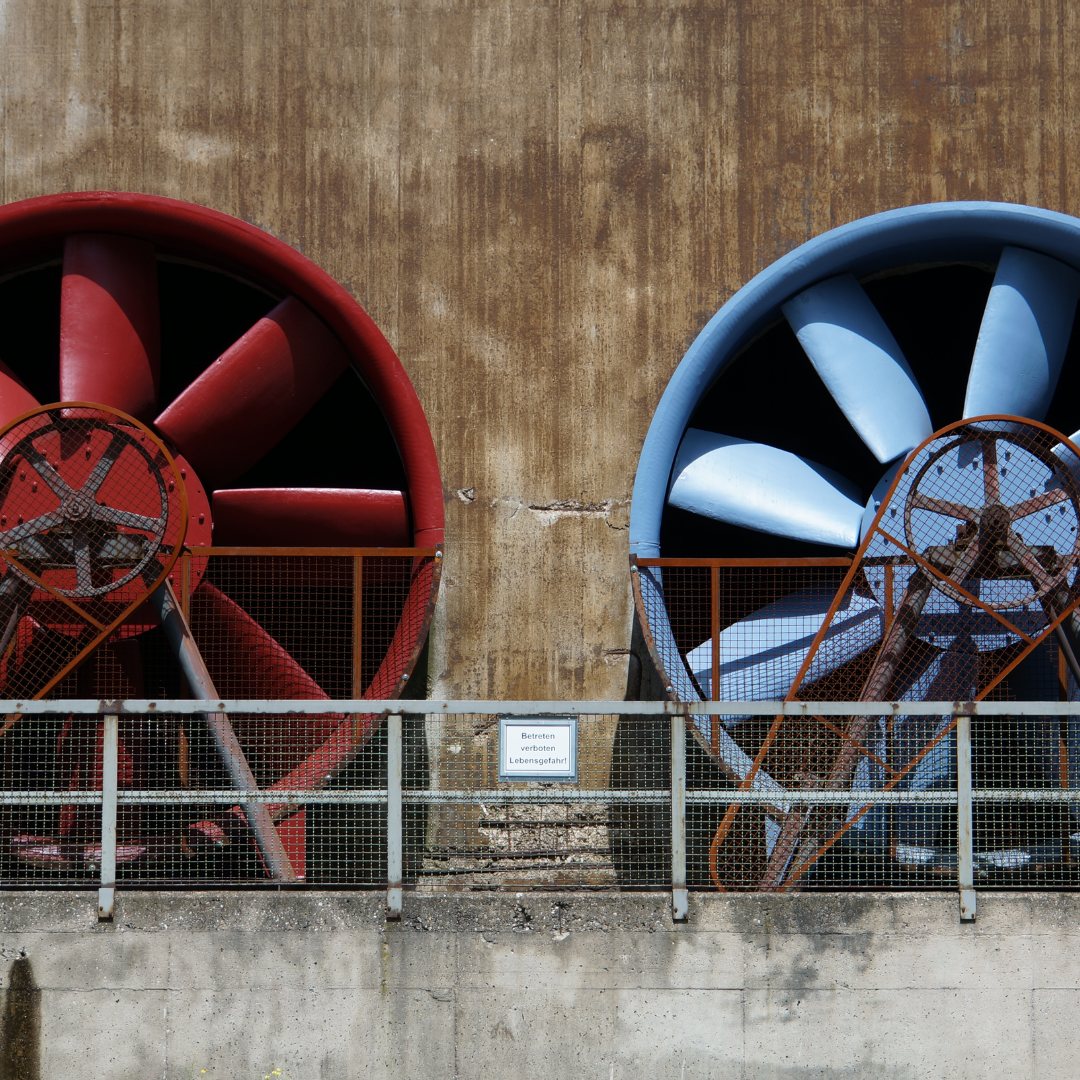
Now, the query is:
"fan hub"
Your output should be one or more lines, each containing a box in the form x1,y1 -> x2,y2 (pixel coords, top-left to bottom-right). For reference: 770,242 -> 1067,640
60,490 -> 94,522
977,502 -> 1011,549
0,403 -> 186,601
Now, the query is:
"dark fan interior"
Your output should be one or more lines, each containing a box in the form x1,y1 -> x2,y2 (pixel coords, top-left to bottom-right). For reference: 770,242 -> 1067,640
664,263 -> 1080,558
0,259 -> 407,493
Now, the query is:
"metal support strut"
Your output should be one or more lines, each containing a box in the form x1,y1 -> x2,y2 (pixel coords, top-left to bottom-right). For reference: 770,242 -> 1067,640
98,713 -> 118,920
671,711 -> 688,921
957,712 -> 976,921
386,712 -> 403,918
150,582 -> 297,883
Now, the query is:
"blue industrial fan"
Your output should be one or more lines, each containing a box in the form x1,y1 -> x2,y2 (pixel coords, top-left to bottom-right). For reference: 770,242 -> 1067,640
630,203 -> 1080,884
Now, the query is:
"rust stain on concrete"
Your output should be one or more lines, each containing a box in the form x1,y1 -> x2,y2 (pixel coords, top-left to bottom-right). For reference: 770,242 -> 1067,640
0,0 -> 1076,697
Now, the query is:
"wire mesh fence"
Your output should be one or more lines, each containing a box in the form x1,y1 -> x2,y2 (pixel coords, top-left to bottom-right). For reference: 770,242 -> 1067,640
632,419 -> 1080,899
409,711 -> 665,888
4,699 -> 1080,902
0,546 -> 438,887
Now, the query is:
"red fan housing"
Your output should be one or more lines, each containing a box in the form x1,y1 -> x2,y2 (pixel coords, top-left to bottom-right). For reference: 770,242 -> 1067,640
0,192 -> 444,881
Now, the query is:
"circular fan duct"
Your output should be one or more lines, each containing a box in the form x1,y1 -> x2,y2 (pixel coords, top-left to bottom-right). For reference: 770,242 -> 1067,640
628,202 -> 1080,888
0,192 -> 443,881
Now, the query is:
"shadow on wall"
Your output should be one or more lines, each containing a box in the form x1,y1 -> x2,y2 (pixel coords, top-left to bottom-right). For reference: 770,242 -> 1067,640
0,957 -> 40,1080
609,611 -> 671,885
610,610 -> 752,888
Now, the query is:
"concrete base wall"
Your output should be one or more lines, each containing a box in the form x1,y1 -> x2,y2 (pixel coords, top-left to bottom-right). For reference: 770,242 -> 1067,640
0,890 -> 1076,1079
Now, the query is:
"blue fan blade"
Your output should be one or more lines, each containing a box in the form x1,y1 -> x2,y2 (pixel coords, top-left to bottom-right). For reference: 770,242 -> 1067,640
685,587 -> 881,708
783,274 -> 932,464
964,246 -> 1080,420
638,565 -> 790,805
668,429 -> 865,548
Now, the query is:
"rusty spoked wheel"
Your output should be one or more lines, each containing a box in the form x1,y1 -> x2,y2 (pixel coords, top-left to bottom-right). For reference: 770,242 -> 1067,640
902,422 -> 1080,611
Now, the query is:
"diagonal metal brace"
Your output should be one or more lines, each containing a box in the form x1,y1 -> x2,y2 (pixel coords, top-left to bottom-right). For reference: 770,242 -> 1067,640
150,581 -> 297,883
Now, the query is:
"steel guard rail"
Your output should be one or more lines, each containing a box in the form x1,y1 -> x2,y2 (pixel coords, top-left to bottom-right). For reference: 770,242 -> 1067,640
5,698 -> 1080,715
1,699 -> 1073,925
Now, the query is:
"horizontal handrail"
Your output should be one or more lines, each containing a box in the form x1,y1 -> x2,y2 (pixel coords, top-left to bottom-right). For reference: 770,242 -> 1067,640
188,546 -> 438,557
3,697 -> 1075,914
0,699 -> 1077,716
1,788 -> 1075,806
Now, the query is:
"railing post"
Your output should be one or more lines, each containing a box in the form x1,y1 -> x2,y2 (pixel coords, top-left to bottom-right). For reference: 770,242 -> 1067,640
956,711 -> 976,921
710,566 -> 720,758
352,555 -> 364,744
671,710 -> 688,921
386,712 -> 403,918
98,713 -> 118,921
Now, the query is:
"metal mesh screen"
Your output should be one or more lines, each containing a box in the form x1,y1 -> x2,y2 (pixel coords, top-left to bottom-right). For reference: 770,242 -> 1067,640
407,712 -> 668,888
0,548 -> 437,886
0,711 -> 103,884
971,712 -> 1079,886
638,558 -> 1080,890
7,700 -> 1080,893
636,418 -> 1080,891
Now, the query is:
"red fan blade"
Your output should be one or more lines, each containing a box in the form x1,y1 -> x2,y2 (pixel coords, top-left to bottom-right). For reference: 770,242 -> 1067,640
154,297 -> 349,489
275,810 -> 307,881
0,361 -> 39,430
60,234 -> 160,421
212,488 -> 410,546
190,581 -> 342,776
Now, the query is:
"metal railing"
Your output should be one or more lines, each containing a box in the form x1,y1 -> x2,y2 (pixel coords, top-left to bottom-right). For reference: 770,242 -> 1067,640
3,699 -> 1080,921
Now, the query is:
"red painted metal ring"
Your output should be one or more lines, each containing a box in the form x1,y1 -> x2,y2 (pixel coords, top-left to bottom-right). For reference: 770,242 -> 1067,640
0,191 -> 444,545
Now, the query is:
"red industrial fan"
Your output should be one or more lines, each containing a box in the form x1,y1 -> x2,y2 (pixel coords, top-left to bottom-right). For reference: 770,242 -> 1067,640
0,192 -> 444,882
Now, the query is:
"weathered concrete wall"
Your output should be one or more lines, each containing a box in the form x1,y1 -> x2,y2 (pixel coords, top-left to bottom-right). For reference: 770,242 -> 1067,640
2,12 -> 1079,1076
3,0 -> 1078,699
0,890 -> 1075,1079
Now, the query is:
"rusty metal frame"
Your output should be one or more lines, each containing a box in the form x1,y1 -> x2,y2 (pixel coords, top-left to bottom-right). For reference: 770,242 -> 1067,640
762,416 -> 1080,892
636,557 -> 853,568
191,546 -> 437,557
638,416 -> 1080,894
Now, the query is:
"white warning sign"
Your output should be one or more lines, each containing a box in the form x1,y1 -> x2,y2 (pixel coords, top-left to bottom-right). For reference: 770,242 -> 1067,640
498,718 -> 577,782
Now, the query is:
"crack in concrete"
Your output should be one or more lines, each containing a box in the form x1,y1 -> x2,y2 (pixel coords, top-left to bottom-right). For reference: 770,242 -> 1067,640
526,499 -> 613,513
487,496 -> 631,528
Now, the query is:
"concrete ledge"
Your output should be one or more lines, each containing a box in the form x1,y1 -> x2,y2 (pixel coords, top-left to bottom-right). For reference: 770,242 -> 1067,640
0,890 -> 1077,1078
7,886 -> 1080,934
